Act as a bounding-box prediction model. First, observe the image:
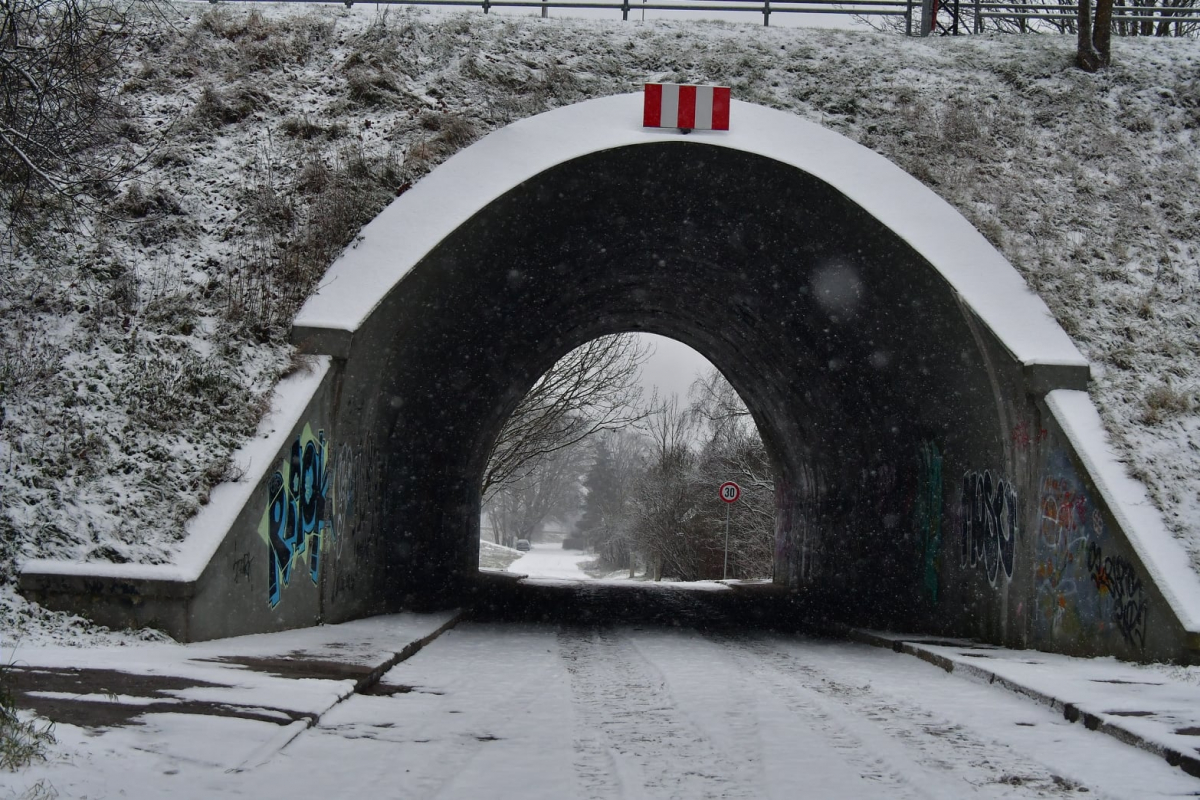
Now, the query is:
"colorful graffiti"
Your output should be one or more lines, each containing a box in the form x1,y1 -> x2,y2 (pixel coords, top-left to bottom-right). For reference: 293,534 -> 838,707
1034,473 -> 1093,639
1032,449 -> 1148,651
959,470 -> 1018,585
914,442 -> 943,602
259,424 -> 334,608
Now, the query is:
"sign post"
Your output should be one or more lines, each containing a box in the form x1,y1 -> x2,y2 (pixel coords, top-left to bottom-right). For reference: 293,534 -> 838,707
718,481 -> 741,580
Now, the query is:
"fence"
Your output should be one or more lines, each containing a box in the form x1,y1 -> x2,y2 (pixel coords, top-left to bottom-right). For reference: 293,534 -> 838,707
210,0 -> 1200,35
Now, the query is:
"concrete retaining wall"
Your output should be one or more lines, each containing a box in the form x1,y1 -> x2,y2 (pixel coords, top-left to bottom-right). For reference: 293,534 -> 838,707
19,360 -> 360,640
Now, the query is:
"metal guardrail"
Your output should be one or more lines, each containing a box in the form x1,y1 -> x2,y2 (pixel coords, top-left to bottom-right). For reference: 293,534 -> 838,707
967,2 -> 1199,32
210,0 -> 915,27
209,0 -> 1200,34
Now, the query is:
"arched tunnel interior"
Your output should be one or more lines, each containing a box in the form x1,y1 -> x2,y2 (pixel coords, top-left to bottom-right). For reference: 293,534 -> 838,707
338,141 -> 1009,632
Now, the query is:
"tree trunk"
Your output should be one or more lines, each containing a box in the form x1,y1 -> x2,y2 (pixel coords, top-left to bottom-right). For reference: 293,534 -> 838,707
1078,0 -> 1115,70
1094,0 -> 1113,66
1077,0 -> 1102,71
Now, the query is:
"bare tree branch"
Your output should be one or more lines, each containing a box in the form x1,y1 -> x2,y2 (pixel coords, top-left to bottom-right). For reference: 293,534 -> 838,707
482,333 -> 652,500
0,0 -> 148,236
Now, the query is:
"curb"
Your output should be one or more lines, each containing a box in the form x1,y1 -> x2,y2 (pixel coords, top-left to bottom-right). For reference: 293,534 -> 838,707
229,610 -> 464,772
849,629 -> 1200,780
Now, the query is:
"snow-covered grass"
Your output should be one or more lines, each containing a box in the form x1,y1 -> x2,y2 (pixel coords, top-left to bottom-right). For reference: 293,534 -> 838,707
479,538 -> 524,571
0,2 -> 1197,641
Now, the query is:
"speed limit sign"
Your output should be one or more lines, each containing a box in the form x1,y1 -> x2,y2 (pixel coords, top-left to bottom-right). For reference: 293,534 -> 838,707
718,481 -> 741,503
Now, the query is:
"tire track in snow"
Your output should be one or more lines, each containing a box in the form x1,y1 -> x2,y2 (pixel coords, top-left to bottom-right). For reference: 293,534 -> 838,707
717,634 -> 1096,799
557,627 -> 760,800
705,633 -> 935,800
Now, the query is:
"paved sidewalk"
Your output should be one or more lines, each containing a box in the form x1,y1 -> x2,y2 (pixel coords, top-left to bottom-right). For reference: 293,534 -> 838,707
2,611 -> 460,786
853,630 -> 1200,780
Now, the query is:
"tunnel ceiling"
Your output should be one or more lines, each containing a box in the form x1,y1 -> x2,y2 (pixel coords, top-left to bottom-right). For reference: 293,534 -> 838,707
290,95 -> 1091,605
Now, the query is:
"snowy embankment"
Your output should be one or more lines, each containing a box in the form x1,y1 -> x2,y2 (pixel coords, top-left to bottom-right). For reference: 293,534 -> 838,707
0,2 -> 1197,641
479,538 -> 524,571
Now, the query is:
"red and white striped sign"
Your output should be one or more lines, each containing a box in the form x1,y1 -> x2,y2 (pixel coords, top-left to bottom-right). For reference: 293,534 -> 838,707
643,84 -> 730,131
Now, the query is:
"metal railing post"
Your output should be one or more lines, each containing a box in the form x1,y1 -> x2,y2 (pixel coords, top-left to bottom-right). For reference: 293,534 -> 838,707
763,0 -> 771,25
907,0 -> 914,34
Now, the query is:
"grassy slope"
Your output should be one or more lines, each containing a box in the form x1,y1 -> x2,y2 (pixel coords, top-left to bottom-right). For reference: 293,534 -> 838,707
0,2 -> 1197,639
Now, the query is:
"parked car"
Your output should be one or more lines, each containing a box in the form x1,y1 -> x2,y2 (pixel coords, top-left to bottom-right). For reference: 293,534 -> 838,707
515,539 -> 531,552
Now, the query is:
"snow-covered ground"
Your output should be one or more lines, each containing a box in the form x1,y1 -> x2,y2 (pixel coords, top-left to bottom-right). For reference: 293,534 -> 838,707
8,617 -> 1200,797
506,541 -> 598,581
1,3 -> 1198,644
479,538 -> 525,571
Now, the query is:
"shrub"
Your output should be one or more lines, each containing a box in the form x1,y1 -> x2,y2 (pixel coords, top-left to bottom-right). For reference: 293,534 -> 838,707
0,662 -> 55,771
1143,382 -> 1194,424
192,85 -> 268,128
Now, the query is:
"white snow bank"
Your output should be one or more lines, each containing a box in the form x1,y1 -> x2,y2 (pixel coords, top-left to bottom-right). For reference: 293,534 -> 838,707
295,93 -> 1086,372
1047,390 -> 1200,633
18,357 -> 332,584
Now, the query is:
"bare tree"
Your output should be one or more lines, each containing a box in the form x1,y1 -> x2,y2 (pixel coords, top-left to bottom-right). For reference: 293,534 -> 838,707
695,432 -> 775,578
484,444 -> 586,549
482,333 -> 651,501
642,391 -> 697,467
690,369 -> 775,578
690,368 -> 755,446
1,0 -> 142,236
863,0 -> 1195,43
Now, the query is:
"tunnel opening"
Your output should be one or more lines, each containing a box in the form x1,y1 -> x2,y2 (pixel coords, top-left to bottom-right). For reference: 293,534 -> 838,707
351,141 -> 1010,633
478,332 -> 780,591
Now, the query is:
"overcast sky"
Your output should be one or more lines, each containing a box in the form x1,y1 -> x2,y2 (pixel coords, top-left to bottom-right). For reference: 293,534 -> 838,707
637,333 -> 713,403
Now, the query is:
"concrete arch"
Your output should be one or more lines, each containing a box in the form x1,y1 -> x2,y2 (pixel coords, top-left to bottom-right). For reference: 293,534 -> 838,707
292,95 -> 1088,621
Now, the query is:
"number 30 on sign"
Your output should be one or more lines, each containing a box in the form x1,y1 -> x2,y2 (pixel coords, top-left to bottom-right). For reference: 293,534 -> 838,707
719,481 -> 741,503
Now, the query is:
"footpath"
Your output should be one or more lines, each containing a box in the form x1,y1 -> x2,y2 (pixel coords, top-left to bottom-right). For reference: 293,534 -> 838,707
2,610 -> 460,791
853,630 -> 1200,780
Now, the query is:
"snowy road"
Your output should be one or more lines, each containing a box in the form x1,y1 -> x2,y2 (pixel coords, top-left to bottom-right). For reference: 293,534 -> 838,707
507,541 -> 597,581
239,624 -> 1196,799
10,618 -> 1200,798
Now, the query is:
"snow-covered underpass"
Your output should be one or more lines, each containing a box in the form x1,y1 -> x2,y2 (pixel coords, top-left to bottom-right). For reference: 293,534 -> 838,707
4,3 -> 1199,667
12,620 -> 1200,798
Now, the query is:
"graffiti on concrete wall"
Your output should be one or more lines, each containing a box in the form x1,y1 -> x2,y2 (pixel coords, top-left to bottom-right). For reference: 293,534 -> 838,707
1033,448 -> 1147,650
1033,473 -> 1090,637
259,424 -> 334,608
231,552 -> 255,587
959,470 -> 1018,585
914,442 -> 943,602
1010,420 -> 1048,453
328,440 -> 383,587
1088,543 -> 1148,649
